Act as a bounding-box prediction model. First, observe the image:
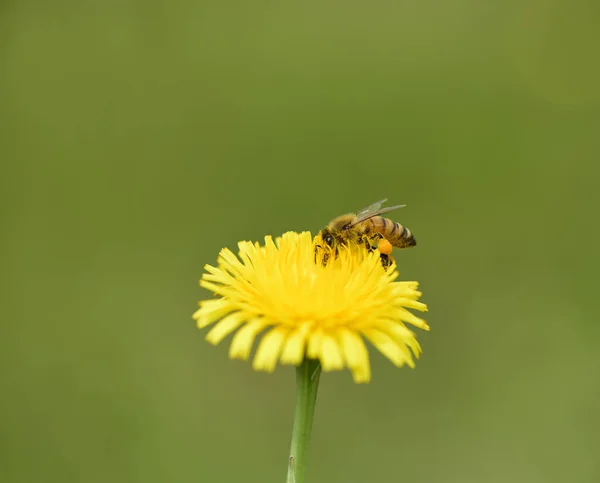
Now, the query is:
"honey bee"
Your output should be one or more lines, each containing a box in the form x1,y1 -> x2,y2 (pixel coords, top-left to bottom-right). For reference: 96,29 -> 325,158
315,199 -> 416,268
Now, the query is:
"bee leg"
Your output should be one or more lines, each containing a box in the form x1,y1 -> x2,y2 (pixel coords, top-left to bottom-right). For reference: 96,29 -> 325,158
362,235 -> 375,252
314,244 -> 330,266
379,253 -> 392,270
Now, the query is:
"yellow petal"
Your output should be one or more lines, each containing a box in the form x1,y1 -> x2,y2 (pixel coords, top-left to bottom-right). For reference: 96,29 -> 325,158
350,360 -> 371,384
202,264 -> 221,276
280,323 -> 310,365
306,327 -> 324,359
229,319 -> 268,360
339,328 -> 369,370
319,333 -> 344,371
194,299 -> 233,329
202,264 -> 236,284
362,328 -> 409,367
377,321 -> 422,363
238,241 -> 258,266
218,248 -> 244,272
200,280 -> 234,297
397,307 -> 430,330
405,336 -> 422,359
377,319 -> 413,340
205,312 -> 245,345
253,327 -> 288,372
394,298 -> 428,312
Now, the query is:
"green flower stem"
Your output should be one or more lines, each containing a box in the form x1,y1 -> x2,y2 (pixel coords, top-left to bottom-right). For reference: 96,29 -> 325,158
286,358 -> 322,483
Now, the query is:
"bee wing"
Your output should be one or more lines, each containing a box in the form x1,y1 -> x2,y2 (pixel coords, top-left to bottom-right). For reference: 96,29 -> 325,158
351,199 -> 406,226
354,199 -> 387,219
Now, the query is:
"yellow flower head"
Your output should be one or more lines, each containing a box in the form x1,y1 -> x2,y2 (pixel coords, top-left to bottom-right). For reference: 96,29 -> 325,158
193,231 -> 429,383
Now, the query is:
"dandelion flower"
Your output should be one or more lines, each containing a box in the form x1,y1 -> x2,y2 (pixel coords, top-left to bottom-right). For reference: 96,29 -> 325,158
193,231 -> 428,383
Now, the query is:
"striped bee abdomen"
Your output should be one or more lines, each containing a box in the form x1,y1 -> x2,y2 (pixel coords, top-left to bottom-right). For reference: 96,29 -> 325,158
364,216 -> 416,248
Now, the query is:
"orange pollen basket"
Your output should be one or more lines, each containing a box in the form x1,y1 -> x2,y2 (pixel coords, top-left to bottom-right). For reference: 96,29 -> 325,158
378,238 -> 393,255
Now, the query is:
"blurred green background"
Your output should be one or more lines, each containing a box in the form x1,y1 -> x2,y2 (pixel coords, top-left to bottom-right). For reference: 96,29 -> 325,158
2,1 -> 599,482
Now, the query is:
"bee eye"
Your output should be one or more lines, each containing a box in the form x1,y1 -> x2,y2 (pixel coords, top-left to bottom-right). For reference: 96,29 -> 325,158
324,234 -> 334,246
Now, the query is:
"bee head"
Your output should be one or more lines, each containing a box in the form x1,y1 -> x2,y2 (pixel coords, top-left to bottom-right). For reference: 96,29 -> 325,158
321,228 -> 335,247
